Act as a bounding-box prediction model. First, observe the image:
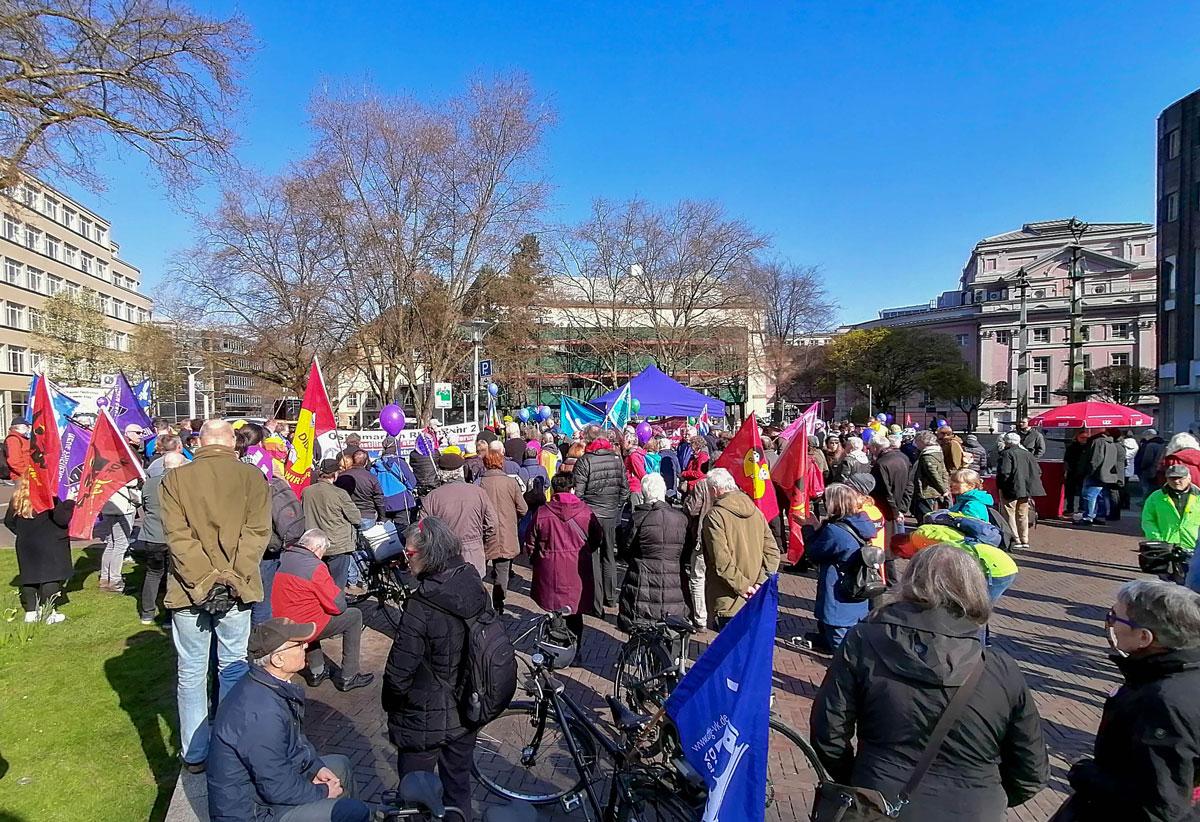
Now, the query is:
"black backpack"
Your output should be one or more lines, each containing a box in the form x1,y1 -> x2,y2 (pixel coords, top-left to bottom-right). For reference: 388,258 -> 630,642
414,594 -> 518,730
830,521 -> 888,603
984,505 -> 1017,552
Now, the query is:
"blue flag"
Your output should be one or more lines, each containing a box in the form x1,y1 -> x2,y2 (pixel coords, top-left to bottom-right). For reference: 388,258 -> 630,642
602,382 -> 633,430
133,379 -> 152,411
559,395 -> 603,437
106,371 -> 153,435
665,574 -> 778,822
25,374 -> 80,434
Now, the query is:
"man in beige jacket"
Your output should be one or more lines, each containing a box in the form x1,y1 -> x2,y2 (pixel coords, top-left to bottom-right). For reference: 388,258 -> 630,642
701,467 -> 780,629
161,419 -> 271,772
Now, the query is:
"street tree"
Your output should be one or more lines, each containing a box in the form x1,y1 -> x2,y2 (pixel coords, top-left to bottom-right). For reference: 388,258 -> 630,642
0,0 -> 250,191
1083,365 -> 1157,405
925,364 -> 994,430
820,327 -> 964,412
479,234 -> 553,396
748,259 -> 836,423
31,289 -> 121,383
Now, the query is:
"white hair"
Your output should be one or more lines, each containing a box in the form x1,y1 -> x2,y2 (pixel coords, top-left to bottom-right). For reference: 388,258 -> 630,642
298,528 -> 330,553
642,473 -> 667,503
1165,432 -> 1200,456
887,434 -> 902,448
1118,579 -> 1200,649
846,436 -> 864,452
706,467 -> 738,495
1003,432 -> 1022,447
504,421 -> 521,439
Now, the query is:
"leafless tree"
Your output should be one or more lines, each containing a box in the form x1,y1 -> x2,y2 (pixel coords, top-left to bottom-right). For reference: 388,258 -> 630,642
0,0 -> 250,191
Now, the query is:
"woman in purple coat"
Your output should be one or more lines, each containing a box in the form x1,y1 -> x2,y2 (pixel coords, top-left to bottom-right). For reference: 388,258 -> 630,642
524,472 -> 604,649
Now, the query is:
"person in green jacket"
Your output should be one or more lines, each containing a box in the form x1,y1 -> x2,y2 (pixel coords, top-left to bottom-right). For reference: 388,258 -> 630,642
1141,463 -> 1200,550
949,468 -> 995,522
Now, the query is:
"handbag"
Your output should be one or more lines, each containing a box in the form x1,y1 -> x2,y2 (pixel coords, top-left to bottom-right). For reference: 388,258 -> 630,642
811,654 -> 987,822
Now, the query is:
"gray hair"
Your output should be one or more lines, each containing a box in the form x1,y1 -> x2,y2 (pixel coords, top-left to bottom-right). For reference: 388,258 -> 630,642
1117,579 -> 1200,650
405,516 -> 463,576
252,653 -> 273,667
887,434 -> 902,449
641,472 -> 667,504
1003,432 -> 1022,447
582,424 -> 603,443
914,431 -> 938,448
437,466 -> 465,484
706,467 -> 738,495
298,528 -> 330,553
1165,432 -> 1200,456
898,544 -> 992,625
846,436 -> 864,452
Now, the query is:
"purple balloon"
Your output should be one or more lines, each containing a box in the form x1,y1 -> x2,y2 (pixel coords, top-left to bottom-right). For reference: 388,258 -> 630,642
379,403 -> 406,436
636,421 -> 653,445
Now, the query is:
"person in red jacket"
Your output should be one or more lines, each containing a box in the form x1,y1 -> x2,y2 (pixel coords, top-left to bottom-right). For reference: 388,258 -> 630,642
271,529 -> 372,692
4,422 -> 31,482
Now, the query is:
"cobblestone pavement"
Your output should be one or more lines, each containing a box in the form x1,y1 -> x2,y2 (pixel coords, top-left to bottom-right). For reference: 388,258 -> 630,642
298,514 -> 1147,821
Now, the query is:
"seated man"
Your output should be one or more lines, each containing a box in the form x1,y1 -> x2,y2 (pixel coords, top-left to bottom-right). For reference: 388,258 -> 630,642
207,618 -> 371,822
272,529 -> 373,691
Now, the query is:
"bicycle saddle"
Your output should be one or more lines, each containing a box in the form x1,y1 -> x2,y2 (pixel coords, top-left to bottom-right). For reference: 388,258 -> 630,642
399,770 -> 445,817
660,613 -> 696,634
606,694 -> 652,734
482,801 -> 538,822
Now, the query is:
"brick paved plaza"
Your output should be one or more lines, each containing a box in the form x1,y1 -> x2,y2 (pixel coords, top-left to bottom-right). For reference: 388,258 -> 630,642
169,514 -> 1148,821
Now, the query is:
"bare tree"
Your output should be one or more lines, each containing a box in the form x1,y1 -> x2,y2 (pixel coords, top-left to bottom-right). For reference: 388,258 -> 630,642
748,259 -> 837,423
0,0 -> 250,191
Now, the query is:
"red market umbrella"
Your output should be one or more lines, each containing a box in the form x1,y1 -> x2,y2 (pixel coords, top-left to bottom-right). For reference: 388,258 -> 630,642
1029,401 -> 1153,429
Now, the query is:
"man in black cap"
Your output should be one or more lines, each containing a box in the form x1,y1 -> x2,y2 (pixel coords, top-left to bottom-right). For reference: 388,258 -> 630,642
207,618 -> 371,822
301,459 -> 362,590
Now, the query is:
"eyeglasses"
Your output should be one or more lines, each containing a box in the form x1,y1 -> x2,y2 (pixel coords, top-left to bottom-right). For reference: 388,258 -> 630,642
1105,608 -> 1140,630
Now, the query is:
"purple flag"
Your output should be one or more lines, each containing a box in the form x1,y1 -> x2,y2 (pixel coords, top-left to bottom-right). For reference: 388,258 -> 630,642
242,445 -> 274,480
56,421 -> 92,500
106,371 -> 153,435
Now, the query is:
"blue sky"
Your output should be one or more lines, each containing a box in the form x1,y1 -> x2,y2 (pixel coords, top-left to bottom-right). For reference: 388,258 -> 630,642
66,1 -> 1200,324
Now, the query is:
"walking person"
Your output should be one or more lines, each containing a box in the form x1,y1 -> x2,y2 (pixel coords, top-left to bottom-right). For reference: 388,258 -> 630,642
5,474 -> 74,624
524,472 -> 603,648
138,452 -> 187,625
682,477 -> 716,630
160,419 -> 272,774
1063,581 -> 1200,821
912,431 -> 952,522
617,474 -> 689,633
996,432 -> 1045,551
382,517 -> 488,821
803,483 -> 878,653
571,427 -> 630,613
478,448 -> 527,615
97,476 -> 141,593
810,546 -> 1049,822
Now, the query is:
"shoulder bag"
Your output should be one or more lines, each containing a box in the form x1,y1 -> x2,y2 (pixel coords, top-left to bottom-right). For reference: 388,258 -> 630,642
811,655 -> 987,822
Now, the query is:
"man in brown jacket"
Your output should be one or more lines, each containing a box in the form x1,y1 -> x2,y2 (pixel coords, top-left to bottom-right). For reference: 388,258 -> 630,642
701,467 -> 780,629
420,451 -> 497,578
160,418 -> 271,772
937,425 -> 966,474
302,458 -> 362,589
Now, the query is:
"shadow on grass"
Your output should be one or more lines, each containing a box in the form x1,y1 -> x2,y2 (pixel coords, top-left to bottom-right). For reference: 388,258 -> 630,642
104,630 -> 179,822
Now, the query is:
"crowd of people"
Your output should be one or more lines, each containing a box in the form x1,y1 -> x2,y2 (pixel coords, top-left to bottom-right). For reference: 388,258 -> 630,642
3,409 -> 1200,820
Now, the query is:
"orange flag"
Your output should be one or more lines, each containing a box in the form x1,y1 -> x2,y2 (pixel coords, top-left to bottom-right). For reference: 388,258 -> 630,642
712,412 -> 779,521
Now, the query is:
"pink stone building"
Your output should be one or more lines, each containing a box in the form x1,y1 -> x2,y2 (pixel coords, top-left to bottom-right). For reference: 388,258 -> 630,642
853,219 -> 1158,431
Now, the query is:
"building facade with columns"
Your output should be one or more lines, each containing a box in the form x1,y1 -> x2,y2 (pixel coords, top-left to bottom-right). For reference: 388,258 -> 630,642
855,219 -> 1157,431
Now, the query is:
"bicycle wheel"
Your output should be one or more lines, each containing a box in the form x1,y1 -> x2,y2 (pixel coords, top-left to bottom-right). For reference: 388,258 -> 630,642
616,785 -> 701,822
613,633 -> 674,712
764,717 -> 826,822
473,700 -> 598,804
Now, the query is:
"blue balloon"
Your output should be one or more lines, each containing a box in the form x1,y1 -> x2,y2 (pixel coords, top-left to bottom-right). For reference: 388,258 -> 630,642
517,408 -> 531,423
861,429 -> 874,443
937,419 -> 948,428
487,383 -> 499,397
537,405 -> 552,422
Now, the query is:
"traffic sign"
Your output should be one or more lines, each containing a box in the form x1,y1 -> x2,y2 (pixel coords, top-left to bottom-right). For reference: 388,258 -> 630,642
434,382 -> 453,409
479,359 -> 493,378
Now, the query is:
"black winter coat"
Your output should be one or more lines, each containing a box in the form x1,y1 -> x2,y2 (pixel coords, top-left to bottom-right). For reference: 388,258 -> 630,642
573,447 -> 630,520
1136,438 -> 1166,479
1087,435 -> 1125,485
6,499 -> 75,585
1068,647 -> 1200,822
871,449 -> 913,517
1019,427 -> 1046,458
409,450 -> 440,495
810,603 -> 1049,822
996,447 -> 1046,500
382,558 -> 489,752
617,501 -> 689,633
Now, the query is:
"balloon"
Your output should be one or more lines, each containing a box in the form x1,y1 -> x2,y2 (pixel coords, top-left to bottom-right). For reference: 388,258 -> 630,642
636,421 -> 653,445
886,413 -> 894,423
861,429 -> 874,443
379,403 -> 406,436
631,398 -> 641,415
487,383 -> 499,397
876,413 -> 887,421
537,405 -> 552,422
937,419 -> 948,429
517,408 -> 531,423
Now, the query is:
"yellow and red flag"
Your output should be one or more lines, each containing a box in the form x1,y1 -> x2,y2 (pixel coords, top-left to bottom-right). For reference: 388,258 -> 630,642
283,359 -> 337,498
27,374 -> 62,513
68,408 -> 145,539
712,412 -> 779,522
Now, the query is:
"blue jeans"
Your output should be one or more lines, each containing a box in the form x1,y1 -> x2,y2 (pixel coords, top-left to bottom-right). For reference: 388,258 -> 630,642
1082,481 -> 1108,520
172,605 -> 252,765
1186,552 -> 1200,594
820,622 -> 851,651
250,555 -> 280,625
325,554 -> 351,590
983,573 -> 1017,644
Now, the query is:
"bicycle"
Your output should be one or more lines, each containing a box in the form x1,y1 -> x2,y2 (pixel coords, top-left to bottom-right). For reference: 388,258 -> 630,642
1138,540 -> 1192,585
612,614 -> 829,821
346,523 -> 412,633
379,770 -> 535,821
473,609 -> 708,821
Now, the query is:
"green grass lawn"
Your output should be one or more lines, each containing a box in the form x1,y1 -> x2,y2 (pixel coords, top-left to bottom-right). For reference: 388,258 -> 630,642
0,545 -> 177,822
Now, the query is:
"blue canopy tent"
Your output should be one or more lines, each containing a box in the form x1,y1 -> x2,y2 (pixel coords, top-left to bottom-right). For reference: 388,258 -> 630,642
591,364 -> 726,419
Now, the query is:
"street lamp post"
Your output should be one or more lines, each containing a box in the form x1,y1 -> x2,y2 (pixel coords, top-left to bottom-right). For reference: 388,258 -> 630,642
463,319 -> 496,431
1065,218 -> 1090,404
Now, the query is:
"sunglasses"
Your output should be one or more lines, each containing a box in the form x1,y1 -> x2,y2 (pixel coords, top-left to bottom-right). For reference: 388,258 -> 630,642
1105,608 -> 1140,630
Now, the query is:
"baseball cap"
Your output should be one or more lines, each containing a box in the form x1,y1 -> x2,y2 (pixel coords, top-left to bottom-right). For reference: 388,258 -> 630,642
846,473 -> 876,495
1165,464 -> 1190,480
248,617 -> 315,658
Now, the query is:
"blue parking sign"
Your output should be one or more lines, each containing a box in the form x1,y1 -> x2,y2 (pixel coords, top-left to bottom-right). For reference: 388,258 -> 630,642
480,359 -> 493,377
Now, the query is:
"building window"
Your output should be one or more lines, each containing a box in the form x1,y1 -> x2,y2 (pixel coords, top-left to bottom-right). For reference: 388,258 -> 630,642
1111,352 -> 1130,367
1033,328 -> 1050,343
4,258 -> 21,284
1083,354 -> 1091,370
63,244 -> 78,267
983,258 -> 996,271
62,207 -> 75,230
5,303 -> 24,329
95,226 -> 107,246
2,214 -> 18,241
995,330 -> 1010,345
1133,243 -> 1146,257
1080,324 -> 1090,341
44,234 -> 59,260
42,196 -> 58,221
47,275 -> 61,295
1032,356 -> 1050,374
96,260 -> 108,282
124,303 -> 135,321
26,267 -> 41,293
79,217 -> 92,241
23,226 -> 39,251
1168,128 -> 1181,159
1094,284 -> 1106,294
1032,385 -> 1049,404
955,334 -> 969,346
993,381 -> 1011,401
28,308 -> 42,332
80,253 -> 93,274
137,308 -> 148,323
21,186 -> 38,209
1167,191 -> 1179,222
1110,322 -> 1131,339
8,346 -> 26,374
64,280 -> 79,297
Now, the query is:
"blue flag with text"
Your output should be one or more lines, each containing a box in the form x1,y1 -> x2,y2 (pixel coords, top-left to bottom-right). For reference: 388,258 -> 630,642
665,574 -> 778,822
559,395 -> 603,437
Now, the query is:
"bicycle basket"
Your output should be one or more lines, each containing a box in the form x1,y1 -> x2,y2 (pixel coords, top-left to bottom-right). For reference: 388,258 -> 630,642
535,619 -> 577,669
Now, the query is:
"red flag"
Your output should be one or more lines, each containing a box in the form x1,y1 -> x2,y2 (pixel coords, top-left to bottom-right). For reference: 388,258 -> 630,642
773,404 -> 825,563
712,412 -> 779,521
283,359 -> 338,497
69,408 -> 146,539
27,375 -> 62,513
